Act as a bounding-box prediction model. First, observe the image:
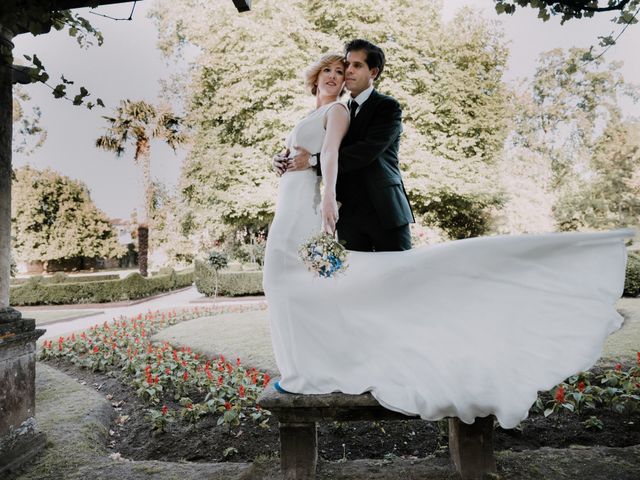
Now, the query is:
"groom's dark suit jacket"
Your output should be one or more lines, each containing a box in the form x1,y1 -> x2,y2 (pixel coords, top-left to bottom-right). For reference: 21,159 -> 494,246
336,90 -> 414,229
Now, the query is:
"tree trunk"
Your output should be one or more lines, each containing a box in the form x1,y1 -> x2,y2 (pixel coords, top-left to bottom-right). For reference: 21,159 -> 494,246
141,146 -> 153,225
139,143 -> 151,277
0,27 -> 14,309
138,224 -> 148,277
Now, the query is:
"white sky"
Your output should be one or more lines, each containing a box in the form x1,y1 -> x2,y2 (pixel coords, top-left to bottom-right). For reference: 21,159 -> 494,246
12,0 -> 640,220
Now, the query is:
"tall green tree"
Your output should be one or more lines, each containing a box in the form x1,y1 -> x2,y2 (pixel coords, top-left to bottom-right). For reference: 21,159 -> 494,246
150,0 -> 511,256
303,1 -> 510,238
509,47 -> 639,230
494,145 -> 556,234
151,0 -> 324,256
96,99 -> 186,276
11,165 -> 124,266
554,118 -> 640,230
148,181 -> 195,267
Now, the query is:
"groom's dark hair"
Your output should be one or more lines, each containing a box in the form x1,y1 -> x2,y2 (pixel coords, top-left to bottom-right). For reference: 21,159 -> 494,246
345,39 -> 385,81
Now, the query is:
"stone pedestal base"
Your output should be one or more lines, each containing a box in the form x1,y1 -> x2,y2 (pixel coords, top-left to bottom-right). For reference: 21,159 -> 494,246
0,307 -> 46,476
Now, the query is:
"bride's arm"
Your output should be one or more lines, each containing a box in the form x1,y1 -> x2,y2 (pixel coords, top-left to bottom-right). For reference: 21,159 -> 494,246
320,105 -> 350,234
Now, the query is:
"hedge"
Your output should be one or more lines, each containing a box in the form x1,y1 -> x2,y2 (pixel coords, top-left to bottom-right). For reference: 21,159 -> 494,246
9,268 -> 194,306
194,260 -> 263,297
10,273 -> 120,286
193,250 -> 640,298
624,252 -> 640,297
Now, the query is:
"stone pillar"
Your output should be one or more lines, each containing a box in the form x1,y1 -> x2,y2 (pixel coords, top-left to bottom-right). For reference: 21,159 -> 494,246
279,422 -> 317,480
0,24 -> 47,476
448,416 -> 497,480
0,24 -> 13,310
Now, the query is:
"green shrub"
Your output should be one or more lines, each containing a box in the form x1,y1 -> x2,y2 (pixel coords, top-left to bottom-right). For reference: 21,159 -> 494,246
624,252 -> 640,297
176,268 -> 195,288
51,272 -> 68,283
194,260 -> 263,297
10,273 -> 120,285
219,271 -> 263,296
10,279 -> 120,305
226,262 -> 243,272
9,268 -> 194,306
195,260 -> 217,296
25,275 -> 44,286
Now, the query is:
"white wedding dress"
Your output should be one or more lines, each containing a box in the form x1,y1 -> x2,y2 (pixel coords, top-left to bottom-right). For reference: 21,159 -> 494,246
263,101 -> 632,429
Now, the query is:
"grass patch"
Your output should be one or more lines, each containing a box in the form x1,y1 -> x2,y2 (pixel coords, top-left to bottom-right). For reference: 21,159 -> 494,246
603,298 -> 640,361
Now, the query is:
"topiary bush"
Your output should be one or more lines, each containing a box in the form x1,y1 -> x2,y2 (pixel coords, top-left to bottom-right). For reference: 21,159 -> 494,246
208,250 -> 228,271
624,252 -> 640,297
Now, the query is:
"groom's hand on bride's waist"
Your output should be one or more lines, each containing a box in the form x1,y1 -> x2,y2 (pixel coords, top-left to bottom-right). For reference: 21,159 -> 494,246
286,146 -> 312,172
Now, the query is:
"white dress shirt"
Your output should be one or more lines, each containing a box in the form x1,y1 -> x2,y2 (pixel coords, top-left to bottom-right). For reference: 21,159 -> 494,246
349,84 -> 375,117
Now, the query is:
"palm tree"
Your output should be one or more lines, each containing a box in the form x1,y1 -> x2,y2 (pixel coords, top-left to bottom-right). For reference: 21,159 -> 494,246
96,99 -> 186,276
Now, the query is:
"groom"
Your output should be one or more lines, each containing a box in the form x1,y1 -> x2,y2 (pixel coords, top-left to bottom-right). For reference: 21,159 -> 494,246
275,39 -> 414,252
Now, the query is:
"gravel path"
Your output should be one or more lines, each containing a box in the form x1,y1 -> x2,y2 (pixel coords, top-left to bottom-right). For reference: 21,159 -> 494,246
29,287 -> 264,341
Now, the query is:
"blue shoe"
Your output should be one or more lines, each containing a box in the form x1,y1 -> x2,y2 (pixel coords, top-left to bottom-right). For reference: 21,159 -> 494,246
274,380 -> 291,394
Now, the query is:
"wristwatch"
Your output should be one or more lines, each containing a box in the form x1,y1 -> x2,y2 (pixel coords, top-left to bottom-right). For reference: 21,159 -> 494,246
308,153 -> 319,167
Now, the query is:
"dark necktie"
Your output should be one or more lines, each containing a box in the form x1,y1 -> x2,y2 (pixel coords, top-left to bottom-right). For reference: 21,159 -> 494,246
349,100 -> 359,121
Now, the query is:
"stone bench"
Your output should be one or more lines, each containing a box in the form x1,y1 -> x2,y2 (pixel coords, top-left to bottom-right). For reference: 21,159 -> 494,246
257,383 -> 496,480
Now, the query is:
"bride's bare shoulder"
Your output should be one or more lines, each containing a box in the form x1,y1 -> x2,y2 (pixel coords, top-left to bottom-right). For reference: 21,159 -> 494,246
325,101 -> 349,118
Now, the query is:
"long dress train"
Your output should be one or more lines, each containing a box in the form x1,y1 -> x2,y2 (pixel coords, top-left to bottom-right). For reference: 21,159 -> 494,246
263,101 -> 632,429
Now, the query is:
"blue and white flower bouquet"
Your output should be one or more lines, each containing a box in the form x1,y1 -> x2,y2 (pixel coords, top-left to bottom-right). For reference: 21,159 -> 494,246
298,232 -> 349,278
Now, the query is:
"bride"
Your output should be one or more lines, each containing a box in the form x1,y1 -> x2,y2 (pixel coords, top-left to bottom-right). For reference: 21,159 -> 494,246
263,53 -> 632,429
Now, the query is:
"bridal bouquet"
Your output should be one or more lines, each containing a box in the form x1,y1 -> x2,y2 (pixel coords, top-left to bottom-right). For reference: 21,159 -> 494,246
298,232 -> 349,278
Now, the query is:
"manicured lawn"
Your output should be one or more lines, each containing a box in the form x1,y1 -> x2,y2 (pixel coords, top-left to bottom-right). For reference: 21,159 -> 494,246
603,298 -> 640,361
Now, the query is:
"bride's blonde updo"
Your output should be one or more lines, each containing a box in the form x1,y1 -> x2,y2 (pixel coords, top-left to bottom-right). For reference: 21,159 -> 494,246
304,53 -> 346,96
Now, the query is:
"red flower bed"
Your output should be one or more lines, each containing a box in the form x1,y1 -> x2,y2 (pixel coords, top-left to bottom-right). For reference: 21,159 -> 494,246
39,304 -> 640,436
40,305 -> 271,431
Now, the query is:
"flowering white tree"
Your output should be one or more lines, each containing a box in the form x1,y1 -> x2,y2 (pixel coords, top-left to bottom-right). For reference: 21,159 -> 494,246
150,0 -> 511,257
